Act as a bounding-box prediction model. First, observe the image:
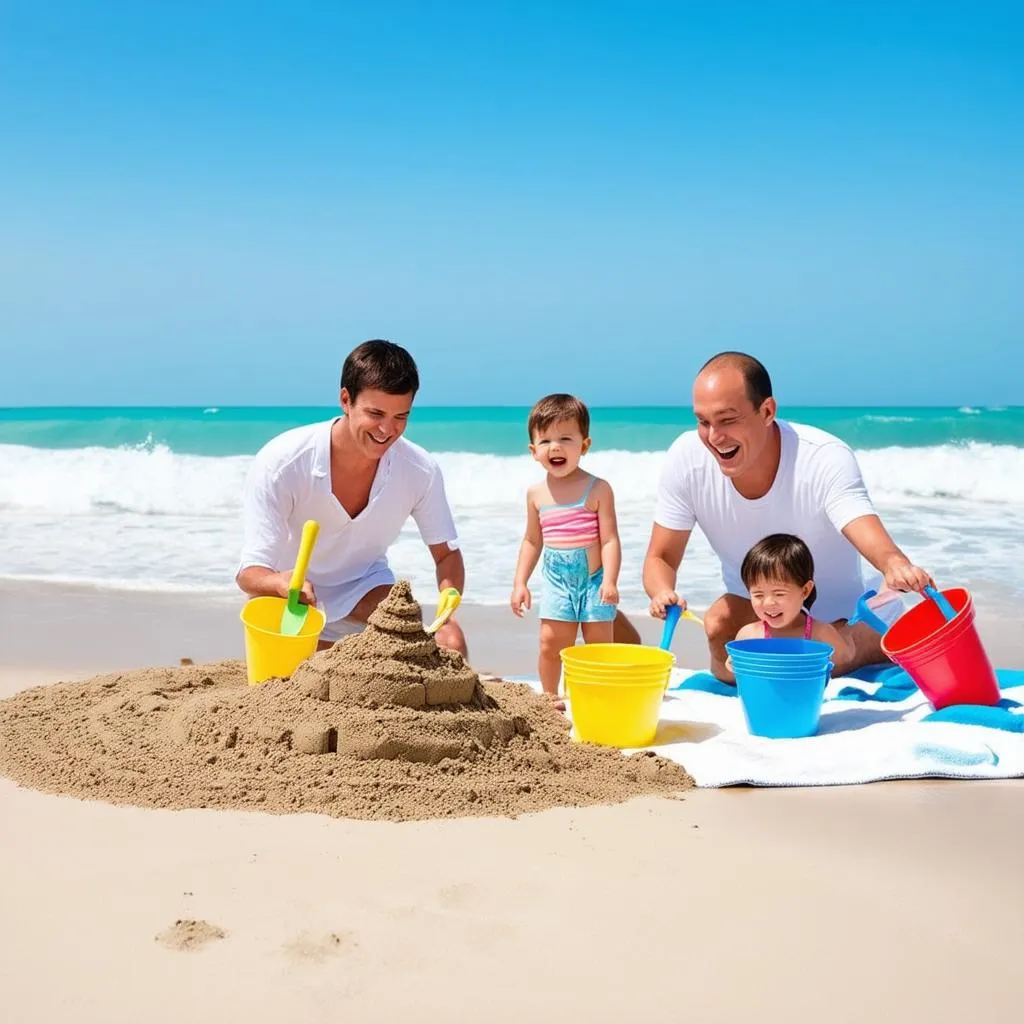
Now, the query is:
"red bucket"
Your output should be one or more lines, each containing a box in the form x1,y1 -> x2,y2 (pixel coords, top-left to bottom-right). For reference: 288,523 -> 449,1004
881,587 -> 999,710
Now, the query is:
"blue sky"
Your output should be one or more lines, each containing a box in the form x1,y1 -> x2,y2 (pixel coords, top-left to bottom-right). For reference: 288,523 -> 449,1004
1,1 -> 1021,406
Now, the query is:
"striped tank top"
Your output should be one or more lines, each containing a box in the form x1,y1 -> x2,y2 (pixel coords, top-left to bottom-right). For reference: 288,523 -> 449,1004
538,476 -> 600,549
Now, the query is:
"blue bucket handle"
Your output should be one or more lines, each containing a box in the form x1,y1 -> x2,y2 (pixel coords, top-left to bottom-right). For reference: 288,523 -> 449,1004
659,603 -> 681,651
924,585 -> 957,622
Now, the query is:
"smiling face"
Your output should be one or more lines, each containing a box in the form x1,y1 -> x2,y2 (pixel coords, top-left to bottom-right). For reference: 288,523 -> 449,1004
748,575 -> 814,632
339,387 -> 414,460
529,418 -> 590,477
692,365 -> 777,480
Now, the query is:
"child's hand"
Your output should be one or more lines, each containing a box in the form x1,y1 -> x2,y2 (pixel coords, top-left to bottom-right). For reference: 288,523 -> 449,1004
510,583 -> 531,617
599,580 -> 619,606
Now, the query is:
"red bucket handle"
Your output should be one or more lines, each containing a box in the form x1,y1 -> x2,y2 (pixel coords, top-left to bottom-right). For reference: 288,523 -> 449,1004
924,586 -> 956,622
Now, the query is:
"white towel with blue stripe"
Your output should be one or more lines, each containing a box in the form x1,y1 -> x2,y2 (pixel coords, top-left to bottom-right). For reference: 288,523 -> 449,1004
509,666 -> 1024,788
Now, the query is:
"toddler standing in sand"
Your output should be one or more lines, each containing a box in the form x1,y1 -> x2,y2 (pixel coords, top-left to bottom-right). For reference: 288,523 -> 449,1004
726,533 -> 853,670
510,394 -> 621,695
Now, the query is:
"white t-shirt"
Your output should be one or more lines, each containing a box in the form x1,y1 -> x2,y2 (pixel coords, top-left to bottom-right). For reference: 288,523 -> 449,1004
654,419 -> 887,623
238,418 -> 458,622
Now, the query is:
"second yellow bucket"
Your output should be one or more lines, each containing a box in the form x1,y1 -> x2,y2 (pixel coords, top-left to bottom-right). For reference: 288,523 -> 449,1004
240,596 -> 326,685
559,643 -> 675,748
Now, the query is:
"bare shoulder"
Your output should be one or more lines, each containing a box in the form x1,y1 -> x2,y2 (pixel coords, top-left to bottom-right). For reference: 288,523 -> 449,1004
735,621 -> 762,642
589,475 -> 614,503
812,619 -> 847,649
525,481 -> 547,507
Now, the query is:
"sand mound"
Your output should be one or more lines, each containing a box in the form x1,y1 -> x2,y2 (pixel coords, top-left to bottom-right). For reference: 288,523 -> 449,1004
0,582 -> 692,821
156,919 -> 226,952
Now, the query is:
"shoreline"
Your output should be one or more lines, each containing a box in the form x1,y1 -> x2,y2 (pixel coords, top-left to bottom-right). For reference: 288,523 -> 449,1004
2,578 -> 1020,685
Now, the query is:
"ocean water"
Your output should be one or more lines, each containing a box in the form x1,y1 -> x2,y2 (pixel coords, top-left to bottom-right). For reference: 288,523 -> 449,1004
2,405 -> 1023,613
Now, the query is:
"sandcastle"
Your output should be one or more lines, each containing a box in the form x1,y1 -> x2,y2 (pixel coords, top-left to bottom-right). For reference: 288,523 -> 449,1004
294,579 -> 481,708
0,581 -> 693,821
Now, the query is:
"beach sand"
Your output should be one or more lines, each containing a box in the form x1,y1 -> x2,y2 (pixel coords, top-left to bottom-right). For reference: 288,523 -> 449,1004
1,580 -> 1021,1023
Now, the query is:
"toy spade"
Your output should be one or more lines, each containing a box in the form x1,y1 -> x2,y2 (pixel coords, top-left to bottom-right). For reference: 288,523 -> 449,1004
426,587 -> 461,634
280,520 -> 320,635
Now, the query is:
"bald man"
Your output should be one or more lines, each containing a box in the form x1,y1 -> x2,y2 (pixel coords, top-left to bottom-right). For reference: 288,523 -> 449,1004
642,351 -> 934,681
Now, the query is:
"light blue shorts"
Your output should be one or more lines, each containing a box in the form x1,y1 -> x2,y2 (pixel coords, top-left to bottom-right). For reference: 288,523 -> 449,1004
539,547 -> 616,623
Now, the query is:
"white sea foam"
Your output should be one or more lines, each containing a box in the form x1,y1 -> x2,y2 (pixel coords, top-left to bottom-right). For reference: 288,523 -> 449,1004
2,441 -> 1022,609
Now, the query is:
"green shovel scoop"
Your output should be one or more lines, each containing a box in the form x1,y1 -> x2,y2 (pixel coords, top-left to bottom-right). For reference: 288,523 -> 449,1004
280,519 -> 320,636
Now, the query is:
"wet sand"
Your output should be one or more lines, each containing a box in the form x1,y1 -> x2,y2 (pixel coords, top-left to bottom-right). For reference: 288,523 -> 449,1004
1,581 -> 1021,1022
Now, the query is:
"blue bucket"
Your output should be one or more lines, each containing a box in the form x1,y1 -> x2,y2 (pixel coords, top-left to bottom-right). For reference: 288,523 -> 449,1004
734,664 -> 831,738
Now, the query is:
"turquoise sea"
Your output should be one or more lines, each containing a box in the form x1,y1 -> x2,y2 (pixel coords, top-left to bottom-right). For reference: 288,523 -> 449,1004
2,404 -> 1023,610
2,404 -> 1023,455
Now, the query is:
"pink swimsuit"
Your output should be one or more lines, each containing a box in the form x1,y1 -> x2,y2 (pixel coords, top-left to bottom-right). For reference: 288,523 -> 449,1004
764,613 -> 813,639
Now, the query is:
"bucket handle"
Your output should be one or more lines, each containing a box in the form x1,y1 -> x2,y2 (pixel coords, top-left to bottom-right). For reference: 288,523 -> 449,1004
848,589 -> 890,635
924,585 -> 956,622
659,604 -> 681,650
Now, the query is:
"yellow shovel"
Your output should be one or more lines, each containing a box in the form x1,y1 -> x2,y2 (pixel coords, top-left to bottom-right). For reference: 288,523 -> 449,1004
426,587 -> 461,635
280,520 -> 320,636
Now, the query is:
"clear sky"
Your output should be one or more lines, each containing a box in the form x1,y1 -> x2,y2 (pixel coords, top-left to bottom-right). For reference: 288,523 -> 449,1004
1,1 -> 1021,407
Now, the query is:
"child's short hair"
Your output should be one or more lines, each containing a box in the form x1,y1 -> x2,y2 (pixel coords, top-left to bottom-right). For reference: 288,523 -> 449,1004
527,393 -> 590,441
740,534 -> 817,609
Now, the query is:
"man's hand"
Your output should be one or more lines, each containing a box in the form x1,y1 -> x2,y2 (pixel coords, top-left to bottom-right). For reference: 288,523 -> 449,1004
510,583 -> 531,617
883,558 -> 934,595
598,580 -> 619,606
270,570 -> 316,605
236,565 -> 316,605
649,590 -> 684,620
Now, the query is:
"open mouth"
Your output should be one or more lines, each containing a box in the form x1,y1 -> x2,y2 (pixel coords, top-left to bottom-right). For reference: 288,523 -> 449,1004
368,433 -> 391,446
549,456 -> 567,467
715,445 -> 740,462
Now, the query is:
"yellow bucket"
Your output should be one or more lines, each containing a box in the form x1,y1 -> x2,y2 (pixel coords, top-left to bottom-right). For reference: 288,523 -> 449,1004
559,643 -> 675,748
239,596 -> 327,685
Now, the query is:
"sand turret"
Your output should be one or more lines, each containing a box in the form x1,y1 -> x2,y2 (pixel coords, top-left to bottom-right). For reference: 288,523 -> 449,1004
292,580 -> 480,707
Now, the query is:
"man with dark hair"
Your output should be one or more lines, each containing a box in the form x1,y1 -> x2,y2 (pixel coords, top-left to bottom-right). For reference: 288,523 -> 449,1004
643,351 -> 933,680
236,339 -> 467,656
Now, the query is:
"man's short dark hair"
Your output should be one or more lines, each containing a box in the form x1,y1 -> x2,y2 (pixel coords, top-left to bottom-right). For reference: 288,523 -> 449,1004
341,340 -> 420,402
698,351 -> 773,408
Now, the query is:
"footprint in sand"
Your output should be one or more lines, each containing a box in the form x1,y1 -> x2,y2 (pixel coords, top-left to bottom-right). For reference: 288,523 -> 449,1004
283,930 -> 355,964
155,919 -> 226,952
437,881 -> 476,910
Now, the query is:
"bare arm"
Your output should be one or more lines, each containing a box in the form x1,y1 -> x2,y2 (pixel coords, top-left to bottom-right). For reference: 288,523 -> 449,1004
841,514 -> 934,594
595,480 -> 621,588
642,523 -> 692,617
510,492 -> 542,615
428,541 -> 465,595
513,492 -> 543,587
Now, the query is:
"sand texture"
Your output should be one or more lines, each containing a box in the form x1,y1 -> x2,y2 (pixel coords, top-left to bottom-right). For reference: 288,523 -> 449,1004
0,582 -> 692,820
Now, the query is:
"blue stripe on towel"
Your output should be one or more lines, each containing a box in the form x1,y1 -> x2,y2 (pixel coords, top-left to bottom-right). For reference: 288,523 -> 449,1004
835,666 -> 1024,710
834,675 -> 919,703
922,703 -> 1024,732
911,742 -> 1000,766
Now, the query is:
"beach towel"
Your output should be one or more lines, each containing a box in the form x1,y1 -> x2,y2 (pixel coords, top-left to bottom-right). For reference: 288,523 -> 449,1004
508,667 -> 1024,788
